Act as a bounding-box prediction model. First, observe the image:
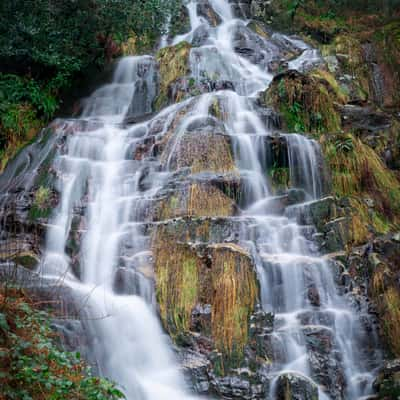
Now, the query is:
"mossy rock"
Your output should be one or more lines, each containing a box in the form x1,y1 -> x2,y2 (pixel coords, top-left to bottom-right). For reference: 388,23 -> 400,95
162,130 -> 237,174
11,251 -> 40,270
155,41 -> 192,110
373,20 -> 400,108
321,134 -> 400,232
152,228 -> 258,368
262,69 -> 344,135
208,243 -> 258,367
156,183 -> 237,220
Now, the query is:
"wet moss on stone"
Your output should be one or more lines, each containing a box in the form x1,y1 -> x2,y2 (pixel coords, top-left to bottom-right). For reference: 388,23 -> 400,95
321,134 -> 400,243
155,41 -> 192,110
209,243 -> 258,367
157,183 -> 236,220
263,69 -> 343,134
28,186 -> 53,221
164,131 -> 237,174
152,227 -> 259,368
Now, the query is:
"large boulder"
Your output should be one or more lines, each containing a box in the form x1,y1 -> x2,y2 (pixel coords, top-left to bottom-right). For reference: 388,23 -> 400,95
275,372 -> 319,400
152,226 -> 259,369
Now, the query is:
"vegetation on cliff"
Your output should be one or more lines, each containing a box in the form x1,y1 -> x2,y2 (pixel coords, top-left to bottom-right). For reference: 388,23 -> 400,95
0,0 -> 180,171
0,289 -> 124,400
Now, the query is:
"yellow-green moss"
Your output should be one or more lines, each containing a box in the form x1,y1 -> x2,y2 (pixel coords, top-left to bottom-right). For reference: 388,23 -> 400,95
155,41 -> 191,110
152,229 -> 259,367
166,132 -> 237,174
382,287 -> 400,357
347,198 -> 390,245
264,70 -> 343,134
0,104 -> 43,173
210,243 -> 258,362
321,134 -> 400,242
157,183 -> 236,220
153,232 -> 200,335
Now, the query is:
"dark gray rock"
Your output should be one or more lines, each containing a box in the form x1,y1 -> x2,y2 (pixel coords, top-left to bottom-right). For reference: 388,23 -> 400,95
275,372 -> 319,400
373,359 -> 400,400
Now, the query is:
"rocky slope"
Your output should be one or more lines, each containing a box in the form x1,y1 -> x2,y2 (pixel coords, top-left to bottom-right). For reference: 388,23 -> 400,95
0,0 -> 399,399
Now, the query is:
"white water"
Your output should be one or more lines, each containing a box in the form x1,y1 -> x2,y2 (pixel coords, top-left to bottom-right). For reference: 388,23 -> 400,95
38,0 -> 378,399
40,57 -> 198,399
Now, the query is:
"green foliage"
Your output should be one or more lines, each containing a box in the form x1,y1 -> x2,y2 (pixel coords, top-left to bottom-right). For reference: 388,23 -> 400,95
0,0 -> 181,169
29,186 -> 52,220
0,295 -> 125,400
334,136 -> 354,153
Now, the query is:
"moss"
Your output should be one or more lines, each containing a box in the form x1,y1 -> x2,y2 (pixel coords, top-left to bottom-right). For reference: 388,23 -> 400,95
321,134 -> 400,242
269,166 -> 290,192
382,287 -> 400,357
264,70 -> 343,134
333,34 -> 371,101
247,21 -> 270,39
155,41 -> 191,110
0,104 -> 43,173
153,232 -> 200,335
373,20 -> 400,108
28,186 -> 52,220
152,228 -> 258,368
157,183 -> 236,220
11,252 -> 40,270
348,198 -> 390,245
165,131 -> 237,174
209,244 -> 258,366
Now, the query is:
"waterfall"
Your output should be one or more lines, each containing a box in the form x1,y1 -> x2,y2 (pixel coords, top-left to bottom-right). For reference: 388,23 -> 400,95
34,1 -> 379,399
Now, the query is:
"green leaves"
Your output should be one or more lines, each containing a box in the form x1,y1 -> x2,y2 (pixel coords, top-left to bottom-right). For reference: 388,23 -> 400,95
335,136 -> 354,153
1,298 -> 126,400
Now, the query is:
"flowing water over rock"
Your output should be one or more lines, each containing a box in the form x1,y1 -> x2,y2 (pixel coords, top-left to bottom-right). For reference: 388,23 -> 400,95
0,1 -> 381,399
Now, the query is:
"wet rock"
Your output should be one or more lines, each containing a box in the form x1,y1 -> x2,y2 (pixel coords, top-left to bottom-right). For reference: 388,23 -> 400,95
180,349 -> 211,394
303,326 -> 344,398
232,24 -> 280,69
191,304 -> 212,333
340,105 -> 391,134
192,24 -> 210,47
322,217 -> 350,253
374,359 -> 400,399
249,309 -> 274,336
197,0 -> 222,27
155,182 -> 237,220
230,0 -> 252,19
113,267 -> 153,299
287,188 -> 307,205
275,372 -> 319,400
155,41 -> 191,110
162,130 -> 237,174
211,371 -> 265,399
307,284 -> 321,307
286,196 -> 336,231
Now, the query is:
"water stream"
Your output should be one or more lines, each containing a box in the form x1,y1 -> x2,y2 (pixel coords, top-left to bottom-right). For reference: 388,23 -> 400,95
36,0 -> 378,399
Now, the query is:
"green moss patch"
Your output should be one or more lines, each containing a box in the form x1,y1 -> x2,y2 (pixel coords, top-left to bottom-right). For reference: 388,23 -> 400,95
152,228 -> 259,368
263,69 -> 344,134
155,41 -> 191,110
157,183 -> 236,220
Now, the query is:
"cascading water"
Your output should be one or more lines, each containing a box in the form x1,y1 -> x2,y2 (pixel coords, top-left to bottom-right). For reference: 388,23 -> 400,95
39,57 -> 198,399
32,0 -> 380,399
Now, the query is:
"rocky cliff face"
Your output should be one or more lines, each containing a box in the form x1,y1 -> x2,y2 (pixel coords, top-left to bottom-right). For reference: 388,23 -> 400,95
0,1 -> 399,399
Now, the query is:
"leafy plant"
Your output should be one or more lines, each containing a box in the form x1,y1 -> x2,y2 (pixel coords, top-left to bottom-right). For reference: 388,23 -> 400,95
0,292 -> 125,400
334,136 -> 354,153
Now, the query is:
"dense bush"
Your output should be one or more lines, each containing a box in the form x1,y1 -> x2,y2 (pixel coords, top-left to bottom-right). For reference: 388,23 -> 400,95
0,0 -> 180,169
0,291 -> 125,400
